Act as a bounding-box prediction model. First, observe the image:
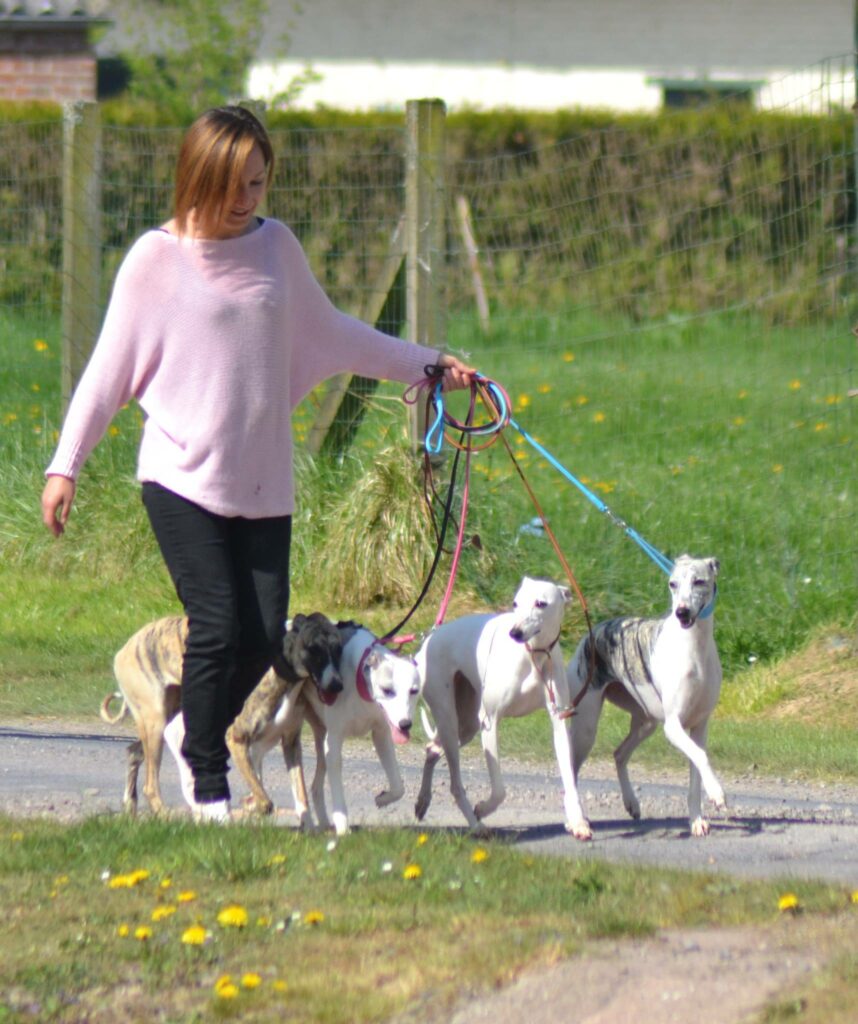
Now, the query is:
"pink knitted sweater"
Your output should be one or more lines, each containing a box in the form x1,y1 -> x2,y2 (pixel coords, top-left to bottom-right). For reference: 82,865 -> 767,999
46,219 -> 439,517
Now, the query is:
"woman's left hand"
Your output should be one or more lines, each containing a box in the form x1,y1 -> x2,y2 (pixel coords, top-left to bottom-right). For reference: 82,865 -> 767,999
437,352 -> 477,391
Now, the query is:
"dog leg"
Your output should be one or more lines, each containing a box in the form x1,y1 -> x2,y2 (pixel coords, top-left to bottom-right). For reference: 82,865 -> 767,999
613,708 -> 658,820
324,731 -> 351,836
548,712 -> 592,840
662,714 -> 726,833
123,739 -> 143,815
300,701 -> 330,831
474,720 -> 505,821
415,740 -> 442,821
686,719 -> 721,836
371,724 -> 405,808
141,713 -> 171,815
225,722 -> 274,815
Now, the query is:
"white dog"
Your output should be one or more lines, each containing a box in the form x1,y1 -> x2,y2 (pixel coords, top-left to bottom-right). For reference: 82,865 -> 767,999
228,620 -> 421,836
566,554 -> 724,837
414,577 -> 592,839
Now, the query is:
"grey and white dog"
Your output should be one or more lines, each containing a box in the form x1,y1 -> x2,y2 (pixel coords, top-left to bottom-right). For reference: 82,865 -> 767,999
566,554 -> 725,837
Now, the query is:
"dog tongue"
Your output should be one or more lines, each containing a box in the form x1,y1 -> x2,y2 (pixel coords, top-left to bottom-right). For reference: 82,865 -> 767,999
389,723 -> 409,745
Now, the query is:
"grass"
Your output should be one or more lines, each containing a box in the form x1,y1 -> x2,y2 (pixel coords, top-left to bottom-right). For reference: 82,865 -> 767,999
0,815 -> 854,1023
0,305 -> 856,1020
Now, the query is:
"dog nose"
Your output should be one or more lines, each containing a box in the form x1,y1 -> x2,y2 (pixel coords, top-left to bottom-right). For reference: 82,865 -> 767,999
675,606 -> 692,625
322,677 -> 344,695
398,719 -> 412,734
509,626 -> 524,642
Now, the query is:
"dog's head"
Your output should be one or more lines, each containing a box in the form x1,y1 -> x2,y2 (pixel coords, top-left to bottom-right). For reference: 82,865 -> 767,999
508,576 -> 572,645
278,612 -> 344,695
669,555 -> 719,629
359,643 -> 421,745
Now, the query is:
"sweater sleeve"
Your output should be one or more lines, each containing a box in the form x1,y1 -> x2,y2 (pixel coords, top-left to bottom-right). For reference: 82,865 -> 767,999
45,236 -> 160,479
279,224 -> 440,408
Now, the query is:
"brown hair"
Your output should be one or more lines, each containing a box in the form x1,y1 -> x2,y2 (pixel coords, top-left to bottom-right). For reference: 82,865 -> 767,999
173,106 -> 274,237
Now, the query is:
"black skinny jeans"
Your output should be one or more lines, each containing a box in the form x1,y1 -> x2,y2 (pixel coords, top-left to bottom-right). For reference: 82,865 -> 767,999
142,482 -> 292,803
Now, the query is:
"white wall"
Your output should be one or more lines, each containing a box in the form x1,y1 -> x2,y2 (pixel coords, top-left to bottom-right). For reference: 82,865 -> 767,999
250,0 -> 854,112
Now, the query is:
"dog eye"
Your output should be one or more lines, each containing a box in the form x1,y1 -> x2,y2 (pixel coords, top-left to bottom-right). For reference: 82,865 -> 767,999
669,580 -> 678,590
534,600 -> 548,609
381,686 -> 395,699
693,578 -> 706,587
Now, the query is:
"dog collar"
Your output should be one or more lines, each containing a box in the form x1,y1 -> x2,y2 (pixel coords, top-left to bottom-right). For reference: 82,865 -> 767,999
525,630 -> 561,657
698,585 -> 718,620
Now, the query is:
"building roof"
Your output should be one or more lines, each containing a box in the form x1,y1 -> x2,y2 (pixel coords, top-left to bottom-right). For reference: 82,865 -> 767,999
0,1 -> 110,25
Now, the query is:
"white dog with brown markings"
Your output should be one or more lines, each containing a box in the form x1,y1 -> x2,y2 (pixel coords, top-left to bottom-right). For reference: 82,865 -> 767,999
566,554 -> 725,837
414,576 -> 592,839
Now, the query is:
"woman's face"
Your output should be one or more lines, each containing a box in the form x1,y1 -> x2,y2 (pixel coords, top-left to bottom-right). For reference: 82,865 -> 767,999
211,142 -> 268,239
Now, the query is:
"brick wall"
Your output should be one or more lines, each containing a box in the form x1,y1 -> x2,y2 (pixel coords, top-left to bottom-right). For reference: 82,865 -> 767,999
0,27 -> 96,102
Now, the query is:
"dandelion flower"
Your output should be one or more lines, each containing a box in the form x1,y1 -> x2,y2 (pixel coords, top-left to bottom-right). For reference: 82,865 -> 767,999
471,847 -> 489,864
256,915 -> 272,928
177,890 -> 197,903
732,416 -> 746,427
272,979 -> 289,993
850,890 -> 858,905
217,904 -> 249,928
778,893 -> 800,913
33,339 -> 49,352
181,925 -> 209,946
772,464 -> 783,474
54,875 -> 70,887
134,926 -> 153,941
241,973 -> 262,990
416,833 -> 429,846
10,832 -> 23,842
403,863 -> 422,881
562,352 -> 575,363
576,395 -> 589,406
303,910 -> 325,926
537,384 -> 552,395
151,905 -> 176,922
788,379 -> 802,391
813,422 -> 829,432
267,853 -> 287,866
215,975 -> 239,999
159,878 -> 172,890
117,924 -> 130,938
108,869 -> 150,889
592,411 -> 606,424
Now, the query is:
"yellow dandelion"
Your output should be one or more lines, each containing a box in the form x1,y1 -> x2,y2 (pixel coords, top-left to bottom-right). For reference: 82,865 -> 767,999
732,416 -> 746,427
177,890 -> 197,903
576,395 -> 589,406
537,383 -> 552,395
10,832 -> 24,842
772,464 -> 783,474
108,869 -> 150,889
403,863 -> 422,881
272,979 -> 289,993
788,379 -> 802,391
303,910 -> 325,926
562,351 -> 575,362
850,890 -> 858,905
515,394 -> 531,411
416,833 -> 429,846
217,904 -> 249,928
117,924 -> 130,938
3,413 -> 18,425
592,411 -> 606,424
31,382 -> 40,392
778,893 -> 800,913
108,425 -> 120,437
595,481 -> 615,495
181,924 -> 209,946
471,847 -> 489,864
159,878 -> 172,890
134,925 -> 153,941
256,915 -> 272,928
241,973 -> 262,990
53,875 -> 70,888
151,904 -> 176,922
813,422 -> 829,432
33,339 -> 49,352
215,976 -> 239,1000
737,389 -> 748,399
267,853 -> 287,866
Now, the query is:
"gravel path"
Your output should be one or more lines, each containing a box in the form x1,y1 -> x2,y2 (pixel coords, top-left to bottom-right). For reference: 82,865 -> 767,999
1,719 -> 856,1023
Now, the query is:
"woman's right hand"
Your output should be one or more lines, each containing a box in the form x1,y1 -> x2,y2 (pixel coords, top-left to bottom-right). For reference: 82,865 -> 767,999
41,474 -> 76,537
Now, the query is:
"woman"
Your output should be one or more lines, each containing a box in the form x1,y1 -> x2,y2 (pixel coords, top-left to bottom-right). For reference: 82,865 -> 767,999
41,105 -> 474,821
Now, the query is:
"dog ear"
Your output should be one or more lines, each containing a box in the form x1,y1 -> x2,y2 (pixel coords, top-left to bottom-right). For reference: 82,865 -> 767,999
708,558 -> 720,577
290,613 -> 307,631
558,585 -> 572,604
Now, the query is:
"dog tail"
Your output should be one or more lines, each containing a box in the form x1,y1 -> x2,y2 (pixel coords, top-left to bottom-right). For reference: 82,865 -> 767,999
419,705 -> 438,742
100,691 -> 127,725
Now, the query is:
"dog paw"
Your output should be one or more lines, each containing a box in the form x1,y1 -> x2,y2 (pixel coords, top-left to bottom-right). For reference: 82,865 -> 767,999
691,816 -> 711,837
624,798 -> 641,820
470,821 -> 492,839
566,820 -> 593,841
414,796 -> 430,820
375,789 -> 403,808
333,814 -> 350,837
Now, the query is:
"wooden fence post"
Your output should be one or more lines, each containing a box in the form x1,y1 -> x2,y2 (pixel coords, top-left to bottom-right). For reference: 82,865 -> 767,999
61,100 -> 102,414
405,98 -> 447,452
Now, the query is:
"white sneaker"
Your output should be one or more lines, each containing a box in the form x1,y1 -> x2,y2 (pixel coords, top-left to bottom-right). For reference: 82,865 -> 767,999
163,713 -> 197,810
195,798 -> 231,824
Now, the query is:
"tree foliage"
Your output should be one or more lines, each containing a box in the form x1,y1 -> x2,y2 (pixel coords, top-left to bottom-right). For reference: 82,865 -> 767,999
118,0 -> 315,118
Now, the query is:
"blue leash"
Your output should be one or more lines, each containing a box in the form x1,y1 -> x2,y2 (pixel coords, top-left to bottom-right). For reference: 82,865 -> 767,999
507,415 -> 675,576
